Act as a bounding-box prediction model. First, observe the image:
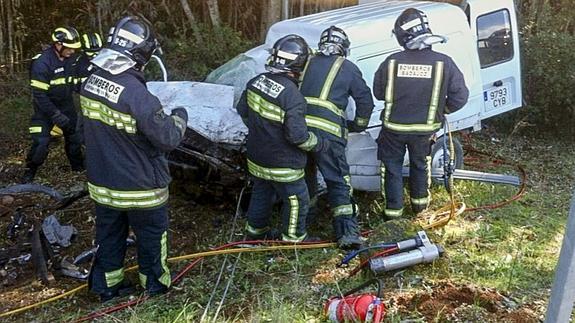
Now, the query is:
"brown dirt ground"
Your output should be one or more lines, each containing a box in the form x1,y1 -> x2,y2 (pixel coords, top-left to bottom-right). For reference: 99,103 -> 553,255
389,281 -> 540,322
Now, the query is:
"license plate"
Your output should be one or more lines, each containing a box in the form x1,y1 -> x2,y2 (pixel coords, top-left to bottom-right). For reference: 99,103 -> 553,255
483,84 -> 511,112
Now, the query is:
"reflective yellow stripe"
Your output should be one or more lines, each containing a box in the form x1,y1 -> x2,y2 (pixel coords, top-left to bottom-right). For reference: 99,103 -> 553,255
105,268 -> 124,288
383,59 -> 396,125
385,208 -> 403,218
159,231 -> 171,287
287,195 -> 299,239
81,95 -> 137,134
411,196 -> 430,205
29,126 -> 42,134
281,232 -> 307,243
333,204 -> 354,216
320,56 -> 345,100
88,182 -> 169,209
305,115 -> 343,138
297,132 -> 318,151
50,78 -> 67,85
30,80 -> 50,90
380,163 -> 386,200
383,121 -> 441,132
344,174 -> 353,196
426,156 -> 432,188
305,97 -> 344,118
247,90 -> 284,123
355,116 -> 369,127
427,61 -> 444,124
384,60 -> 444,133
139,272 -> 147,288
245,223 -> 270,235
247,159 -> 304,183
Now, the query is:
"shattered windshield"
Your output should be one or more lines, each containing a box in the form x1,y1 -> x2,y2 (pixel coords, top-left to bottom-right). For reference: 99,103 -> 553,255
205,53 -> 265,105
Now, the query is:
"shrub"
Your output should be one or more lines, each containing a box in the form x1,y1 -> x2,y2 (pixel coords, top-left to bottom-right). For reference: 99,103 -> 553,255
158,24 -> 255,81
520,31 -> 575,135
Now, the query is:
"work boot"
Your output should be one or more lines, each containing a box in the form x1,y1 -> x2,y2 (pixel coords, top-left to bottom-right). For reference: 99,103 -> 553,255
20,167 -> 37,183
246,228 -> 280,241
99,280 -> 135,303
333,216 -> 364,250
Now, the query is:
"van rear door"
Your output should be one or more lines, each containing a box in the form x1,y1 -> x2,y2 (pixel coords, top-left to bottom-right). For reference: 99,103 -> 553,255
468,0 -> 522,119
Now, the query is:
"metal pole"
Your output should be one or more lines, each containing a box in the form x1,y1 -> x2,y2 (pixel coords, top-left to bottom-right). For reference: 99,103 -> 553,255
545,188 -> 575,323
282,0 -> 290,20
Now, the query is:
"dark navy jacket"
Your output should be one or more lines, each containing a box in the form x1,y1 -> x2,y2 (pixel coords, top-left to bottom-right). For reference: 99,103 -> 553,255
29,46 -> 76,119
237,72 -> 315,179
300,54 -> 374,142
373,48 -> 469,135
80,68 -> 187,209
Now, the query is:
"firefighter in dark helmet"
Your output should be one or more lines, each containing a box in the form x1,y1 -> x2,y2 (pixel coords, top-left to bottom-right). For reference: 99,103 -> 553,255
69,32 -> 103,91
237,34 -> 327,242
80,16 -> 188,301
300,26 -> 374,249
373,8 -> 469,219
22,26 -> 84,183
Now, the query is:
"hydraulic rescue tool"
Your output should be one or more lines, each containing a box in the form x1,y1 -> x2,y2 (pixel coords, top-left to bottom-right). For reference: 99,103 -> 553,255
324,279 -> 386,323
369,231 -> 443,274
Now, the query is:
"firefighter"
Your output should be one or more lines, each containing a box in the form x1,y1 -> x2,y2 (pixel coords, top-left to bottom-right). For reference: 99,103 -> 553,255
69,32 -> 103,91
22,27 -> 84,183
237,35 -> 326,242
300,26 -> 374,249
373,8 -> 469,219
80,16 -> 188,301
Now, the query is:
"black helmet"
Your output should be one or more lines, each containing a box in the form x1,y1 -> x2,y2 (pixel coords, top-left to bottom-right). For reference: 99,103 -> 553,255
318,26 -> 350,57
107,16 -> 159,66
82,32 -> 103,55
266,34 -> 310,74
51,27 -> 81,49
393,8 -> 432,48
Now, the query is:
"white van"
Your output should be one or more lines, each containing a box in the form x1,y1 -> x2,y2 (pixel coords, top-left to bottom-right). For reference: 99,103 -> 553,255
150,0 -> 522,191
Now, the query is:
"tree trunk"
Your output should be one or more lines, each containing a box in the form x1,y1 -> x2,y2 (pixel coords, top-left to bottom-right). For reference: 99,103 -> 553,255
300,0 -> 305,17
206,0 -> 221,27
0,0 -> 5,65
179,0 -> 202,42
261,0 -> 282,41
7,0 -> 13,73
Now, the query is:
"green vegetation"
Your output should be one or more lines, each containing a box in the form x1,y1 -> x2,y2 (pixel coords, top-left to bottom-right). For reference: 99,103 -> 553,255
6,132 -> 568,322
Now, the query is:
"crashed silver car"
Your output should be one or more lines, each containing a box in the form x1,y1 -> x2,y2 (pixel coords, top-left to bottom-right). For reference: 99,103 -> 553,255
149,0 -> 523,190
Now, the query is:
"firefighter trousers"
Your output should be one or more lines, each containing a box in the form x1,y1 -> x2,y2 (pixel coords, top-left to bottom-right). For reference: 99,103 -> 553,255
89,204 -> 171,295
305,139 -> 355,218
245,177 -> 309,242
377,130 -> 432,218
26,111 -> 83,171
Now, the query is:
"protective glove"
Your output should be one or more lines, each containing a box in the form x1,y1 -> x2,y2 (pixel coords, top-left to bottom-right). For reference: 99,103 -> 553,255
346,120 -> 366,133
171,107 -> 188,122
171,107 -> 188,136
312,135 -> 330,153
51,110 -> 70,129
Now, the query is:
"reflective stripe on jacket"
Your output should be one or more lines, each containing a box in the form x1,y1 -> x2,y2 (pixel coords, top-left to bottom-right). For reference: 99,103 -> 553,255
80,68 -> 187,209
29,46 -> 76,117
236,72 -> 315,179
300,54 -> 374,141
373,48 -> 469,135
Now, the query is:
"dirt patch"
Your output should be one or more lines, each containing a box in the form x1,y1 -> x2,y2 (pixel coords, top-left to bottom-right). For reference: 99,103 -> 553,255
390,281 -> 539,322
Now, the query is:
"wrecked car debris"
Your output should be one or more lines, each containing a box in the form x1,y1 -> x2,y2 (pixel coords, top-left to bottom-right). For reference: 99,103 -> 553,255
42,215 -> 77,248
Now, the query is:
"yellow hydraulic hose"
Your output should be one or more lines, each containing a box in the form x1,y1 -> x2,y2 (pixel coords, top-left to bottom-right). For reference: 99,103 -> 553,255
0,242 -> 336,318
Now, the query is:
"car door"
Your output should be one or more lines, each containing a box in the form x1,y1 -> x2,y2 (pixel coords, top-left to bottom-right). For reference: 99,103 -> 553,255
468,0 -> 523,119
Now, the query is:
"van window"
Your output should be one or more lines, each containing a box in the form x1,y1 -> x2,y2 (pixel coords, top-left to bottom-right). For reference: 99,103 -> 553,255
476,9 -> 513,67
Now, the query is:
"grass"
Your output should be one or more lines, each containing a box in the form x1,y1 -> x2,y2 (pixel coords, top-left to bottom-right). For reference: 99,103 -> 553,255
2,91 -> 573,321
